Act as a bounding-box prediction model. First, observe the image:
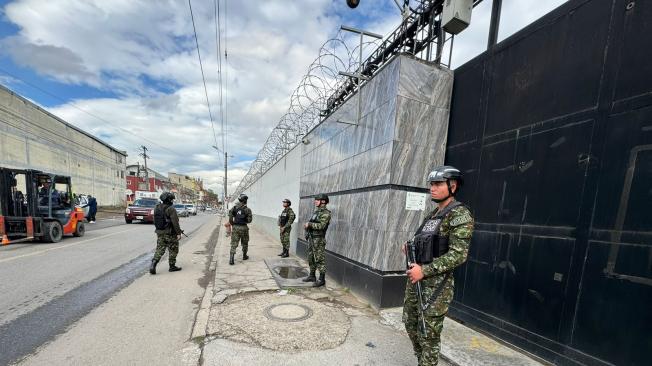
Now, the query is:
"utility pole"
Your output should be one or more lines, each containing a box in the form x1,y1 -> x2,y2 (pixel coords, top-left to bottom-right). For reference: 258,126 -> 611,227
139,145 -> 150,191
213,145 -> 232,210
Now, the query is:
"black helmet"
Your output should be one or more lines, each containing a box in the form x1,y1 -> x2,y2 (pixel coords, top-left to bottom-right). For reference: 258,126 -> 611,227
428,165 -> 463,185
160,192 -> 175,202
314,193 -> 329,204
283,198 -> 291,206
238,194 -> 248,202
428,165 -> 463,199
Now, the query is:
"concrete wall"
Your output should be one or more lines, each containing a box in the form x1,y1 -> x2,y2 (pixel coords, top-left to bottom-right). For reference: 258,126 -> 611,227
245,144 -> 302,251
0,85 -> 127,206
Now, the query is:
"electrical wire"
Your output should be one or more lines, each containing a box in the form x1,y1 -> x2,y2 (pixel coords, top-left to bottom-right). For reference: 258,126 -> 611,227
188,0 -> 220,153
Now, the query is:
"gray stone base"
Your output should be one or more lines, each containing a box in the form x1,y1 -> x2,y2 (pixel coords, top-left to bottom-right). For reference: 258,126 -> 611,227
296,239 -> 406,309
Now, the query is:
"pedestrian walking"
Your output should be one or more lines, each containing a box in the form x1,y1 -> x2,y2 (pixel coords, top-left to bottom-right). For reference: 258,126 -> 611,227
150,192 -> 183,274
228,194 -> 252,265
402,166 -> 474,366
302,193 -> 331,287
86,195 -> 97,223
277,198 -> 296,258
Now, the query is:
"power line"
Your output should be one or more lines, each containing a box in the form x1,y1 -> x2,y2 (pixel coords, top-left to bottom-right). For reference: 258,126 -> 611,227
188,0 -> 220,153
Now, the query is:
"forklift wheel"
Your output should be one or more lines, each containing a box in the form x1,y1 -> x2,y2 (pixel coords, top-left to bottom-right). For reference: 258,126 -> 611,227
44,221 -> 63,243
73,222 -> 86,237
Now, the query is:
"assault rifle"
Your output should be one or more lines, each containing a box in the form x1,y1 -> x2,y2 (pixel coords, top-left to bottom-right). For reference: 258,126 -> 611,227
405,239 -> 428,337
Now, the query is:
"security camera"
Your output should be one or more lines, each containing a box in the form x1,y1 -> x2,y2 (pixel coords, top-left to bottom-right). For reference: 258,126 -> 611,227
301,137 -> 310,145
346,0 -> 360,9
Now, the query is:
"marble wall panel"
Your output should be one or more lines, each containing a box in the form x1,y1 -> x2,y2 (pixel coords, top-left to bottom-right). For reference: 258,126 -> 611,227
394,96 -> 450,148
360,56 -> 400,118
369,98 -> 397,150
398,57 -> 454,108
390,142 -> 444,187
380,230 -> 414,271
350,142 -> 392,189
387,189 -> 433,234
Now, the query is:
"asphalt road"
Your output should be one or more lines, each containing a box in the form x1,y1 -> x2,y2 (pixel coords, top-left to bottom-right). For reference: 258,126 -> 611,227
0,213 -> 216,366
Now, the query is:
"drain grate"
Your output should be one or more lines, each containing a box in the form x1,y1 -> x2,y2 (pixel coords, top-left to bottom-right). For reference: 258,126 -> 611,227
264,303 -> 313,322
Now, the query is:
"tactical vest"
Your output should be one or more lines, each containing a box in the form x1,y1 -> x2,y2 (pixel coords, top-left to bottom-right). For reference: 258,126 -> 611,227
232,206 -> 248,225
308,209 -> 329,237
279,209 -> 290,226
412,201 -> 463,264
154,204 -> 171,230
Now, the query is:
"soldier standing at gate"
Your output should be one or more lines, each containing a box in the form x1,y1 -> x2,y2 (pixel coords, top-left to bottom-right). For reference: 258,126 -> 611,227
277,198 -> 295,258
402,165 -> 474,366
228,194 -> 253,265
302,193 -> 331,287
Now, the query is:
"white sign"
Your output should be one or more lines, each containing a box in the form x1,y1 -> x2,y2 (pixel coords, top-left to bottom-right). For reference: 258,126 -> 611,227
405,192 -> 427,211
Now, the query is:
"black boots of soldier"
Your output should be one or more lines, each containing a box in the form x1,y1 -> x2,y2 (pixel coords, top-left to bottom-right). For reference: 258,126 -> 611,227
229,254 -> 235,265
278,248 -> 289,258
149,259 -> 159,275
169,265 -> 182,272
313,273 -> 326,287
242,250 -> 249,260
302,273 -> 316,282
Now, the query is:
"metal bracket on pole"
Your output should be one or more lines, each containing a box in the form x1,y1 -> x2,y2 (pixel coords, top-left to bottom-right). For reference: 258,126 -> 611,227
337,25 -> 383,126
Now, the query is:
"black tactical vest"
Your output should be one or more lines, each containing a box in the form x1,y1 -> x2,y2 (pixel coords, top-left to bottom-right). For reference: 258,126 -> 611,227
279,209 -> 290,226
412,201 -> 462,264
232,206 -> 248,225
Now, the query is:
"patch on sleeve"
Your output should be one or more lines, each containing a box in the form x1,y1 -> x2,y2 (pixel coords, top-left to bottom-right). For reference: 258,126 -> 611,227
449,212 -> 473,227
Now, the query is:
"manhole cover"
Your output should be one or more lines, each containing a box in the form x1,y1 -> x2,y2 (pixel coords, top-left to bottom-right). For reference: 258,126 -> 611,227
264,303 -> 313,322
274,266 -> 309,279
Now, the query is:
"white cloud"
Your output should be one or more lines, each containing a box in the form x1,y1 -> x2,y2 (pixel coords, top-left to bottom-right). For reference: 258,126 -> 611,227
1,0 -> 570,194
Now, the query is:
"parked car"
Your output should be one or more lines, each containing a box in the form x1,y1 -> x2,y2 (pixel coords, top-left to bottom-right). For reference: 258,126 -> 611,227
173,203 -> 189,217
185,204 -> 197,216
205,206 -> 213,212
124,198 -> 158,224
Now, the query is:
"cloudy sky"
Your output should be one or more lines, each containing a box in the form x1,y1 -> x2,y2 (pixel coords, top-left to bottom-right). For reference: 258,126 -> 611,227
0,0 -> 566,197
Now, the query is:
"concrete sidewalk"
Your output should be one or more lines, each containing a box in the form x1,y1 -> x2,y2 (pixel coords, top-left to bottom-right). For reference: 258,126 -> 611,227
192,222 -> 547,366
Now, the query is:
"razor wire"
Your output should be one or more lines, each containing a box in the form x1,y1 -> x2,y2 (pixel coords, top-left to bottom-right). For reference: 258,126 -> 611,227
231,31 -> 382,198
231,0 -> 464,199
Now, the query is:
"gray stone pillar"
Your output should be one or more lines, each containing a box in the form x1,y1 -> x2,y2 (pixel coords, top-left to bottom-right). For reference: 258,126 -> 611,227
298,54 -> 454,307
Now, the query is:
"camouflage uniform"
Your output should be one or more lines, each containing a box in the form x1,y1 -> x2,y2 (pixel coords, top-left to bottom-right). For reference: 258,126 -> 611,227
306,206 -> 331,275
403,202 -> 474,366
279,207 -> 296,251
154,203 -> 182,266
229,202 -> 253,255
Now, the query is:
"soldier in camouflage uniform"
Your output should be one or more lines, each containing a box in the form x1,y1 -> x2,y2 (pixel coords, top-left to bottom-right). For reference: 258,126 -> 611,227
403,166 -> 474,366
150,192 -> 183,275
228,194 -> 253,265
302,193 -> 331,287
277,198 -> 296,258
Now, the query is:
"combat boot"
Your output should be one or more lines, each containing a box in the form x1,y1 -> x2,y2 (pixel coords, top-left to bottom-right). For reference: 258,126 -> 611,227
281,248 -> 289,258
149,259 -> 159,275
302,273 -> 316,282
229,254 -> 235,265
277,249 -> 284,256
169,265 -> 182,272
313,273 -> 326,287
242,250 -> 249,260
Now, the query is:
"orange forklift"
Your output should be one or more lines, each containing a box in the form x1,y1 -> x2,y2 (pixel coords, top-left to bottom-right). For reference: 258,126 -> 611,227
0,168 -> 86,245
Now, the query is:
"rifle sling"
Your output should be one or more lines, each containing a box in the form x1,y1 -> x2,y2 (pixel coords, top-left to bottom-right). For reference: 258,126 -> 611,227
422,272 -> 452,312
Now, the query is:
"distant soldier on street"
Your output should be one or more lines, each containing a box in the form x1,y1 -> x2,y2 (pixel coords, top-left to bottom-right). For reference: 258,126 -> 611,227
150,192 -> 183,274
303,193 -> 331,287
229,194 -> 253,265
402,166 -> 474,366
277,198 -> 296,258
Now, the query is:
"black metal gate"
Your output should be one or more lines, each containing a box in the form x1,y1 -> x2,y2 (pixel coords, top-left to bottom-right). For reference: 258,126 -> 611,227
446,0 -> 651,365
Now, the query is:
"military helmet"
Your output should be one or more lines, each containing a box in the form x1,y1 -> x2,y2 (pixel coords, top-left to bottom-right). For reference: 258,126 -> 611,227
428,165 -> 463,185
238,193 -> 248,202
283,198 -> 291,206
160,192 -> 175,202
314,193 -> 329,204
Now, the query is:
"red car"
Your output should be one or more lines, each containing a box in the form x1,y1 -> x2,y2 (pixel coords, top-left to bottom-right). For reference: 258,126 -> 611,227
125,198 -> 158,224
